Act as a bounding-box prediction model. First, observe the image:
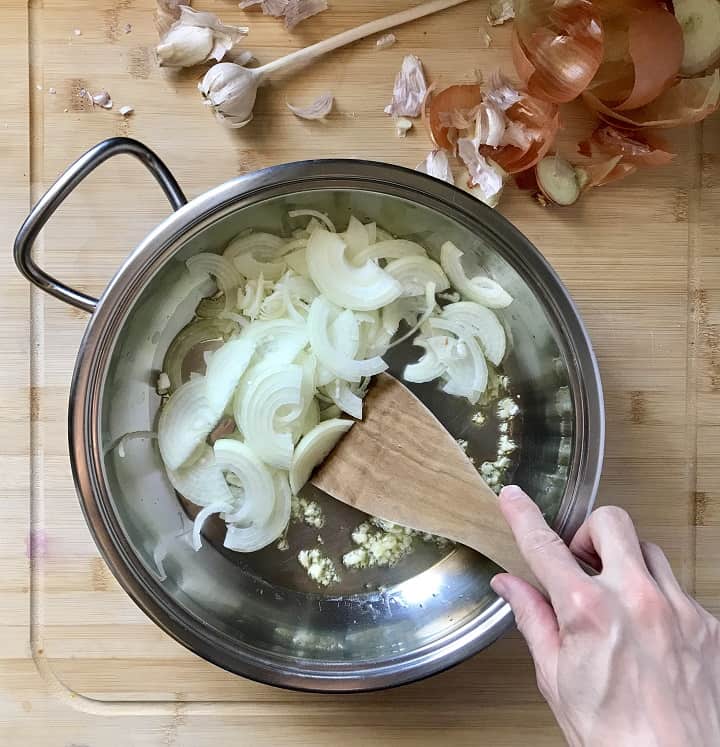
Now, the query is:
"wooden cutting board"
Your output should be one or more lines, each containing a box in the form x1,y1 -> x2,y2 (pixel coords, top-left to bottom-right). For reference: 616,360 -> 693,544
2,0 -> 719,743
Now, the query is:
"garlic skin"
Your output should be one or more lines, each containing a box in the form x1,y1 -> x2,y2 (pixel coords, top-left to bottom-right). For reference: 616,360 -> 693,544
456,139 -> 506,207
157,6 -> 249,69
384,55 -> 428,118
199,62 -> 261,128
287,91 -> 334,119
417,150 -> 454,184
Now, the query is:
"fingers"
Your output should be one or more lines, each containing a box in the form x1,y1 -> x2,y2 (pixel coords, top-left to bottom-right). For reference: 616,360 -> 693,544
491,572 -> 559,691
569,506 -> 646,579
498,486 -> 585,601
640,541 -> 688,606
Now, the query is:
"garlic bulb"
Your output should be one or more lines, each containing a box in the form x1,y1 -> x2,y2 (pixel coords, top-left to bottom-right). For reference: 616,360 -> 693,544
199,63 -> 261,128
157,6 -> 249,68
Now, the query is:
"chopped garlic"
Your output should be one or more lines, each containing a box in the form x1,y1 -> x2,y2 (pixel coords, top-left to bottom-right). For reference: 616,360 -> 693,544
376,32 -> 397,50
497,397 -> 519,420
298,548 -> 339,586
487,0 -> 515,26
395,117 -> 413,137
291,495 -> 325,528
277,537 -> 290,551
156,372 -> 171,395
471,410 -> 486,425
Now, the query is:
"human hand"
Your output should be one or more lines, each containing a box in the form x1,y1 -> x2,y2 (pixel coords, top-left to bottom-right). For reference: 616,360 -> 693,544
491,485 -> 720,747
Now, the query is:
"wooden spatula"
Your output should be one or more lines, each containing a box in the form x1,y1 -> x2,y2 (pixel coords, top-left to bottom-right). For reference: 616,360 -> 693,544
311,372 -> 540,589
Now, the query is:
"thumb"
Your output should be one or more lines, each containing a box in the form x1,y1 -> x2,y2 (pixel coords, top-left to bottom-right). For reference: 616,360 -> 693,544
491,573 -> 560,679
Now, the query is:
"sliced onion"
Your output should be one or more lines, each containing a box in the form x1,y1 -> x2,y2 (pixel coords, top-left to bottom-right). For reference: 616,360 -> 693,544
427,84 -> 484,151
213,438 -> 276,526
167,443 -> 234,508
234,363 -> 302,469
342,215 -> 370,259
204,337 -> 256,414
403,335 -> 453,383
193,501 -> 235,551
158,377 -> 218,471
351,240 -> 427,266
288,209 -> 336,233
163,317 -> 237,392
582,125 -> 674,166
308,297 -> 388,382
440,242 -> 513,309
514,0 -> 604,104
224,471 -> 292,552
384,256 -> 449,297
440,301 -> 506,366
582,70 -> 720,129
186,253 -> 243,316
427,318 -> 488,403
289,418 -> 353,493
223,232 -> 286,262
240,318 -> 308,364
387,282 -> 437,349
306,228 -> 402,311
232,253 -> 286,281
326,379 -> 363,420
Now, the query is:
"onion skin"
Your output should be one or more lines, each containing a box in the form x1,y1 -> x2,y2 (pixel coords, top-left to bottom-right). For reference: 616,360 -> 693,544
613,5 -> 684,111
515,0 -> 604,104
582,69 -> 720,128
481,94 -> 560,174
582,125 -> 675,166
427,84 -> 483,151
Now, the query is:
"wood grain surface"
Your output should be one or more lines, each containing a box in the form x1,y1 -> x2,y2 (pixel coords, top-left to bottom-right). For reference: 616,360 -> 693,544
312,373 -> 539,585
1,0 -> 719,744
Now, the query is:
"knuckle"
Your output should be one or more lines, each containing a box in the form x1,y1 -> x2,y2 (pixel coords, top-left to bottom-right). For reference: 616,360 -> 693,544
521,527 -> 565,556
625,578 -> 672,624
592,505 -> 634,531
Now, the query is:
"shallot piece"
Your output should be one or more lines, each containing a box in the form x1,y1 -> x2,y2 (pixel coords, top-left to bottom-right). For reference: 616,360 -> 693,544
417,150 -> 454,184
583,69 -> 720,129
580,125 -> 675,167
376,33 -> 397,49
487,0 -> 515,26
514,0 -> 603,103
156,6 -> 249,68
284,0 -> 328,29
384,55 -> 428,117
155,0 -> 188,36
287,91 -> 334,119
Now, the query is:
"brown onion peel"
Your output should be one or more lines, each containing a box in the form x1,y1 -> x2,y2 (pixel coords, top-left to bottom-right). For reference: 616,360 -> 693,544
582,69 -> 720,128
481,94 -> 560,174
426,83 -> 484,150
586,125 -> 675,166
515,0 -> 604,104
613,5 -> 684,111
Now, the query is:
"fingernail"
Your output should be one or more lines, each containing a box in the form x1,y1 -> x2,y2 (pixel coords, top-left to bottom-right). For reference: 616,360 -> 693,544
490,575 -> 507,598
499,485 -> 525,502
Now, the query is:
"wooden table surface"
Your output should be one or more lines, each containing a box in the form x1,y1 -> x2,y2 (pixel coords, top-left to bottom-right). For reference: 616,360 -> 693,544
2,0 -> 719,743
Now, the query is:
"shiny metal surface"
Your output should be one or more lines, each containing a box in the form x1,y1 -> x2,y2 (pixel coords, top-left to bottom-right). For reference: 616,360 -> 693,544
20,140 -> 604,691
13,137 -> 187,312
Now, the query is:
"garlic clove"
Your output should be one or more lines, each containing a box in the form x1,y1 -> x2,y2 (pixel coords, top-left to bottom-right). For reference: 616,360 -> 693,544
199,62 -> 261,128
157,6 -> 249,69
384,54 -> 427,118
92,90 -> 113,109
287,91 -> 334,119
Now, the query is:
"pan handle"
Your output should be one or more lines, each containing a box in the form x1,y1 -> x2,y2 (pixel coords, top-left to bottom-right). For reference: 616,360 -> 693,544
13,137 -> 187,313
